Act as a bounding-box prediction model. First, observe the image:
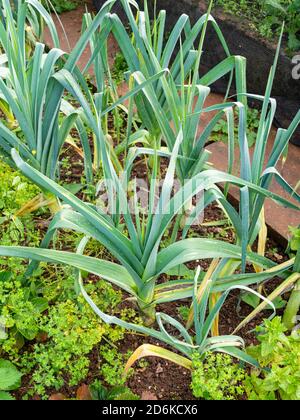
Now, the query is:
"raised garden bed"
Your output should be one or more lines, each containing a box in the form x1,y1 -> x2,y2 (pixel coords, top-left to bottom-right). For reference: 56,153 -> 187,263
0,0 -> 299,403
1,156 -> 292,401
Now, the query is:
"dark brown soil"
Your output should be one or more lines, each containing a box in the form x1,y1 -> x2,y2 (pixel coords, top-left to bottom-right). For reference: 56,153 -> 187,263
3,40 -> 294,403
123,334 -> 194,400
10,162 -> 291,401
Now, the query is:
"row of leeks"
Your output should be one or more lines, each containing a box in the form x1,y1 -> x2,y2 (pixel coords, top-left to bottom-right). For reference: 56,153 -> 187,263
0,0 -> 299,369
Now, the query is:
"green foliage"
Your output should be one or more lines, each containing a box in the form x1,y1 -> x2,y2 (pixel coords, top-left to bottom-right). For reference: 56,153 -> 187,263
0,0 -> 107,184
0,160 -> 47,353
89,379 -> 139,400
86,268 -> 263,375
263,0 -> 300,51
0,0 -> 299,401
0,359 -> 22,400
0,273 -> 48,354
1,0 -> 298,327
0,265 -> 90,355
18,282 -> 124,398
215,0 -> 300,51
43,0 -> 79,14
112,52 -> 129,85
0,161 -> 39,212
245,317 -> 300,400
0,220 -> 129,399
0,160 -> 42,249
289,225 -> 300,253
212,108 -> 260,147
177,305 -> 190,322
100,345 -> 133,386
0,162 -> 46,353
0,138 -> 129,399
191,352 -> 246,400
242,291 -> 286,310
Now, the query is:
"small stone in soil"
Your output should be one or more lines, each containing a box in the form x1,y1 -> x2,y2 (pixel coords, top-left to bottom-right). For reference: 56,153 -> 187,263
156,364 -> 164,374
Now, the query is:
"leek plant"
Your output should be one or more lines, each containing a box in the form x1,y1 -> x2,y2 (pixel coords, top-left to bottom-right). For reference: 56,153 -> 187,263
0,12 -> 298,318
234,27 -> 300,250
77,263 -> 273,370
0,0 -> 297,327
88,0 -> 247,182
186,26 -> 300,332
0,0 -> 45,44
52,65 -> 164,177
0,0 -> 64,190
82,0 -> 249,242
0,0 -> 118,211
0,131 -> 297,322
233,247 -> 300,332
